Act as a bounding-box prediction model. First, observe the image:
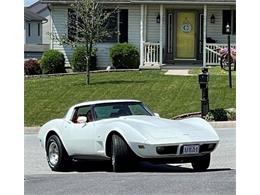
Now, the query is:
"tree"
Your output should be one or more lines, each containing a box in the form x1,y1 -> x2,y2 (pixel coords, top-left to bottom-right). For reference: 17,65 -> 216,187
51,0 -> 116,84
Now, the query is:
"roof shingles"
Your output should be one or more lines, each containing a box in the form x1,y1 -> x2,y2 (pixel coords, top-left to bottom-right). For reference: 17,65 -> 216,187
24,7 -> 47,21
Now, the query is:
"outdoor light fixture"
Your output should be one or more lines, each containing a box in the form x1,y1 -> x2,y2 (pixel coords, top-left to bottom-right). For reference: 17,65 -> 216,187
156,14 -> 160,23
210,14 -> 215,23
226,23 -> 231,34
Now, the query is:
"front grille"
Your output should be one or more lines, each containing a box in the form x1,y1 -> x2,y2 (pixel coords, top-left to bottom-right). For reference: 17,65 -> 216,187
156,145 -> 178,155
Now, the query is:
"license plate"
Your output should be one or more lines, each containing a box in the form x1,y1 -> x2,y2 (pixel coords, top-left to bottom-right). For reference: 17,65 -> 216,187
183,145 -> 200,154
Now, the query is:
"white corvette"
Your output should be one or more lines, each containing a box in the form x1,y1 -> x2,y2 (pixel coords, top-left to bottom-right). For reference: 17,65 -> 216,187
38,99 -> 219,172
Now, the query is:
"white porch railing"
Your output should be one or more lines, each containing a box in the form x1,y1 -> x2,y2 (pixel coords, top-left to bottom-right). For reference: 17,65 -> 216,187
206,43 -> 236,65
143,42 -> 236,66
144,42 -> 160,66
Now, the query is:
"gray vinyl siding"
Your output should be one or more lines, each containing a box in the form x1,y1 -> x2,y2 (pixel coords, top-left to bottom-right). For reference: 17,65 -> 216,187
127,5 -> 141,48
146,5 -> 166,53
38,8 -> 51,44
207,5 -> 236,43
51,6 -> 72,65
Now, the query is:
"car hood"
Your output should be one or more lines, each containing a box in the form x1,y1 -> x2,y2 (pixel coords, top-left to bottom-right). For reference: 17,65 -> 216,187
117,115 -> 218,141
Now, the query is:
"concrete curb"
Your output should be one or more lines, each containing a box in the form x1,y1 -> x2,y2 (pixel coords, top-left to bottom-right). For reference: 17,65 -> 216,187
24,127 -> 40,134
24,121 -> 236,134
209,121 -> 236,128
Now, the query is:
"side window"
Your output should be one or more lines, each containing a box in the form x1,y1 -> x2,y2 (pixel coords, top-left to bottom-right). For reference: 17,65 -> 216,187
129,104 -> 151,115
71,106 -> 93,123
95,105 -> 115,120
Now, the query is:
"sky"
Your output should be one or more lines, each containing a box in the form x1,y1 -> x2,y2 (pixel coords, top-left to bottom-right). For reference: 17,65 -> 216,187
24,0 -> 38,7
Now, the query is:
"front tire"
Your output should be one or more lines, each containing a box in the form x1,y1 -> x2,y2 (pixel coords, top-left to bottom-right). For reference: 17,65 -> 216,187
220,55 -> 235,71
46,135 -> 71,171
111,134 -> 133,172
191,153 -> 211,171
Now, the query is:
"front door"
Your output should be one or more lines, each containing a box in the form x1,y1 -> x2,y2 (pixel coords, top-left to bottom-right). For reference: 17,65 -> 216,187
176,11 -> 196,59
63,106 -> 96,155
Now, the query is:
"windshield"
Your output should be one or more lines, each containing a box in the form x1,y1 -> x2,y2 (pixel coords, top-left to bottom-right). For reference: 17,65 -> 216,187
94,102 -> 153,120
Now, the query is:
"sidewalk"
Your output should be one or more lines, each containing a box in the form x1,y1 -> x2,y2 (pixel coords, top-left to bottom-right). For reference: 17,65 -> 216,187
164,69 -> 194,76
24,121 -> 236,134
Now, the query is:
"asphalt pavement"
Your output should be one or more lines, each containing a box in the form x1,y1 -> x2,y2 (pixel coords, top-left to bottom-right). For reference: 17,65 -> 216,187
24,128 -> 235,195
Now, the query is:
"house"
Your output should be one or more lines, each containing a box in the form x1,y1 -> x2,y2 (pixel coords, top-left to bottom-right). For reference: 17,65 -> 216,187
41,0 -> 236,69
24,2 -> 51,59
27,1 -> 51,45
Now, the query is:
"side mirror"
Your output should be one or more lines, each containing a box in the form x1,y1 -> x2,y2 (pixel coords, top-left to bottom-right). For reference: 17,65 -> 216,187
77,116 -> 87,123
154,113 -> 160,117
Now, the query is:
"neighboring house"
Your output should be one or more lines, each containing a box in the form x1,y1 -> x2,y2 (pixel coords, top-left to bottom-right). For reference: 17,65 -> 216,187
41,0 -> 236,69
27,1 -> 51,44
24,7 -> 49,59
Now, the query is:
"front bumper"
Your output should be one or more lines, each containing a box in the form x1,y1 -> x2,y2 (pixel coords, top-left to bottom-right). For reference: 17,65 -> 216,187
130,141 -> 219,159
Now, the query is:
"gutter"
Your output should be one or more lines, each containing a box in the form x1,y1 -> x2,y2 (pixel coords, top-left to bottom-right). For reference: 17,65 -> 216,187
41,0 -> 235,5
41,1 -> 131,4
131,1 -> 236,5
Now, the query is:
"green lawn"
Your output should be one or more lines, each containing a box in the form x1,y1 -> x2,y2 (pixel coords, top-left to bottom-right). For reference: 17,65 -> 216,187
25,70 -> 236,126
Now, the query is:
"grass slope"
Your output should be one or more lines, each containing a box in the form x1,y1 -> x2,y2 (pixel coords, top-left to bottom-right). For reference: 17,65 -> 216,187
25,70 -> 235,126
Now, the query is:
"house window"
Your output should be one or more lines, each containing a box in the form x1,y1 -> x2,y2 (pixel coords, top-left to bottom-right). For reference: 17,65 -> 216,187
103,9 -> 128,43
68,8 -> 128,43
103,10 -> 118,42
28,23 -> 31,37
38,23 -> 41,36
222,10 -> 236,34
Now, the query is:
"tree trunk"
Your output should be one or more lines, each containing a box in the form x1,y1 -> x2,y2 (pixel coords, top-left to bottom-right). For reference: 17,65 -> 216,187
86,56 -> 90,85
86,42 -> 93,85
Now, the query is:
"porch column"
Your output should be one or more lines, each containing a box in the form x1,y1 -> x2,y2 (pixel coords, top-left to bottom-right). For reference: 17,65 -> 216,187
144,5 -> 147,42
203,5 -> 207,67
159,4 -> 163,66
140,4 -> 144,67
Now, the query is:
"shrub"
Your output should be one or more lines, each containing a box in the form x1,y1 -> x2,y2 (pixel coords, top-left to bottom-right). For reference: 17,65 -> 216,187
24,59 -> 42,75
206,108 -> 228,121
226,108 -> 236,121
109,43 -> 139,69
71,47 -> 97,72
40,50 -> 66,74
205,112 -> 214,121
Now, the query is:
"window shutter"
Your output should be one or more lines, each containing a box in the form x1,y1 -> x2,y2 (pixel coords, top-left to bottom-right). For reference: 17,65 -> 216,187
119,9 -> 128,43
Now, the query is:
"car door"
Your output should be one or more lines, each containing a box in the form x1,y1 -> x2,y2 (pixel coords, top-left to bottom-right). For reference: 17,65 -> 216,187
63,106 -> 96,155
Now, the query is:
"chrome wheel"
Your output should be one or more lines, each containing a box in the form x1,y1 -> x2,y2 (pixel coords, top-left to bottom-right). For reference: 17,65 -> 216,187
48,141 -> 59,166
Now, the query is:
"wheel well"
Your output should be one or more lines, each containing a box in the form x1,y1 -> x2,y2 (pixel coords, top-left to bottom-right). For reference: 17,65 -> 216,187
105,131 -> 124,157
45,130 -> 58,151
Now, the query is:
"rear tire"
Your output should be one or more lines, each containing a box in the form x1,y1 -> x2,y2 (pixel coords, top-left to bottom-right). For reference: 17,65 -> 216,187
46,135 -> 71,171
191,153 -> 211,171
111,134 -> 133,172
